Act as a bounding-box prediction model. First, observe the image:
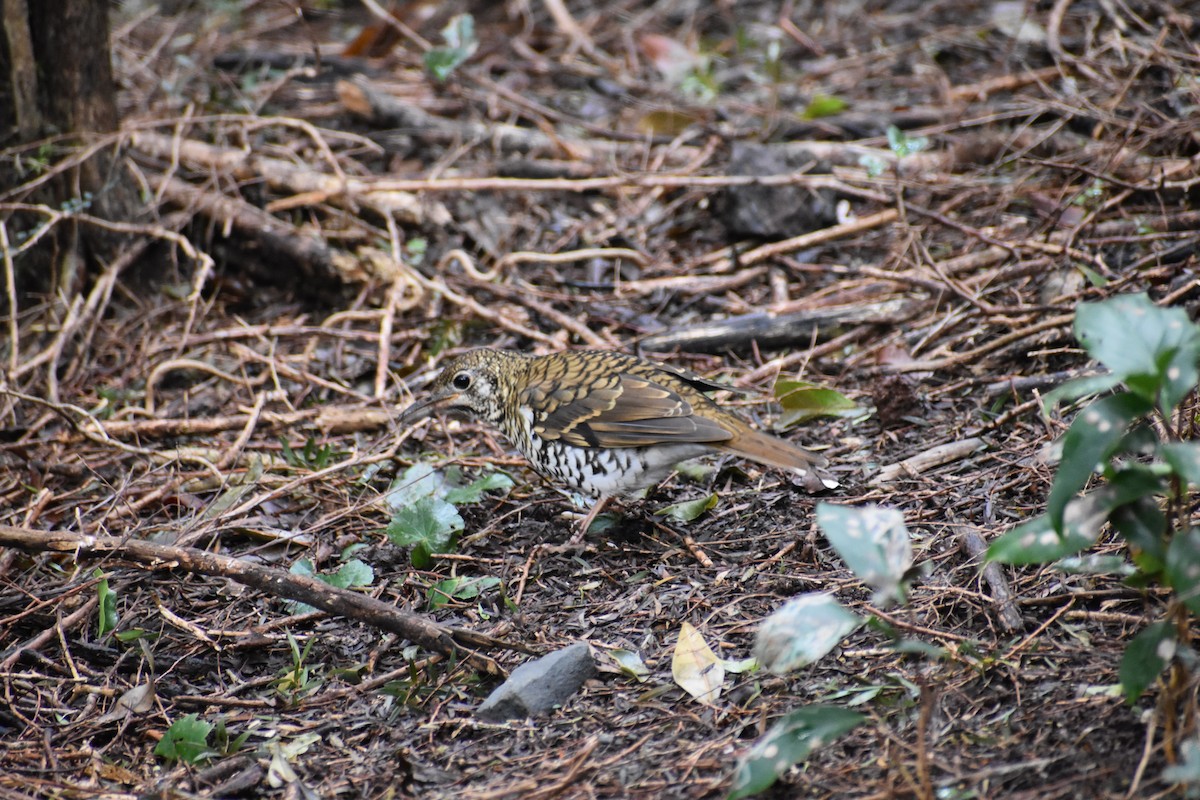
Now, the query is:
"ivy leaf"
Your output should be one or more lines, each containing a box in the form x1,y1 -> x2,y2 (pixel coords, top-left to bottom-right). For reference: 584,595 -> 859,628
384,463 -> 446,510
444,471 -> 513,505
155,714 -> 216,764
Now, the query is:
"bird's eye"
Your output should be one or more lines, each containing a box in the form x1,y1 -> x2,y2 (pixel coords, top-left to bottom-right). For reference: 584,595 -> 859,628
452,372 -> 472,390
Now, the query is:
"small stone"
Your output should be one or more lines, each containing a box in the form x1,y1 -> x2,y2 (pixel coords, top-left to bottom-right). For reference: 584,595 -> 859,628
476,642 -> 597,722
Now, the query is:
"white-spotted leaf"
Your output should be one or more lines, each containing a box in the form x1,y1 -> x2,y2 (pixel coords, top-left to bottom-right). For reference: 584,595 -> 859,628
817,504 -> 913,606
727,706 -> 865,800
754,593 -> 862,674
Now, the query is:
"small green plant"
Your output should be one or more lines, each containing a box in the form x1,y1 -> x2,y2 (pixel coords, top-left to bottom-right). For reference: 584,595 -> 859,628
801,94 -> 848,120
860,125 -> 929,178
289,554 -> 374,614
279,436 -> 340,470
95,568 -> 117,638
988,294 -> 1200,704
154,714 -> 248,764
384,463 -> 512,568
885,125 -> 929,159
272,633 -> 323,702
426,575 -> 501,611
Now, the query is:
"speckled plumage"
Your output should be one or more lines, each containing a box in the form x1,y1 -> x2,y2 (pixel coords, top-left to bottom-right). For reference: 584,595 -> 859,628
396,349 -> 826,502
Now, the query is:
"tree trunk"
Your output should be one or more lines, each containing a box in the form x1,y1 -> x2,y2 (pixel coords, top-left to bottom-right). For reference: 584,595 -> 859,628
1,0 -> 138,296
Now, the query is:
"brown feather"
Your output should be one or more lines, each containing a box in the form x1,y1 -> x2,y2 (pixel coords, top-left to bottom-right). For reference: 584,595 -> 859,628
530,370 -> 733,448
720,419 -> 828,472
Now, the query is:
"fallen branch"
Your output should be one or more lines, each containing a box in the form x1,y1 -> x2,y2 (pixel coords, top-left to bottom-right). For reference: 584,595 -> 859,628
639,300 -> 909,353
871,437 -> 988,485
956,527 -> 1023,633
132,130 -> 449,225
0,525 -> 517,673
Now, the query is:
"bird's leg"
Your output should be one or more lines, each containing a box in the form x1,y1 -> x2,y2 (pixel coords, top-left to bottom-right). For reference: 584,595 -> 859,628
568,493 -> 611,545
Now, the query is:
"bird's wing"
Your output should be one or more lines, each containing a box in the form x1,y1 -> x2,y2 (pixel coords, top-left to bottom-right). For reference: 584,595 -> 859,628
526,372 -> 733,448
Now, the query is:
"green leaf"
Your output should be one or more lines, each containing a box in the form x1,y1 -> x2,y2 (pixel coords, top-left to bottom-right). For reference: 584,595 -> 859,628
722,656 -> 759,674
890,639 -> 947,659
427,576 -> 499,610
331,559 -> 375,590
1112,497 -> 1168,569
424,13 -> 477,81
1074,293 -> 1200,411
754,593 -> 862,674
154,714 -> 216,763
95,568 -> 117,639
1041,372 -> 1123,410
444,471 -> 514,505
384,463 -> 446,510
775,379 -> 861,426
1162,442 -> 1200,488
1047,392 -> 1152,533
387,497 -> 463,568
387,497 -> 463,548
990,475 -> 1161,565
802,94 -> 848,119
727,706 -> 864,800
1119,621 -> 1174,702
988,513 -> 1090,565
816,504 -> 913,606
1166,528 -> 1200,614
655,493 -> 718,522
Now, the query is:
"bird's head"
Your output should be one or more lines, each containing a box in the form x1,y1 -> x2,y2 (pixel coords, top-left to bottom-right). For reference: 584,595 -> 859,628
396,349 -> 522,427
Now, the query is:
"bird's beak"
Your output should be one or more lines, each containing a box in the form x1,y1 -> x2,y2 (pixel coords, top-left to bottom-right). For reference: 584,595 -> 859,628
395,390 -> 461,427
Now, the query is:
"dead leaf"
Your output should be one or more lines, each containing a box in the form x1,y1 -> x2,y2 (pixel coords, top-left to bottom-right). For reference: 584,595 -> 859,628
671,622 -> 724,703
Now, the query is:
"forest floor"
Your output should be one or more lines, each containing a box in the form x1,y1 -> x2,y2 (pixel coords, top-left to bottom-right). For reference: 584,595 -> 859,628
2,1 -> 1199,798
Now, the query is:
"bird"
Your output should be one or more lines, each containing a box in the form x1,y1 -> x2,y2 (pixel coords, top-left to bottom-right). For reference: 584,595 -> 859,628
395,349 -> 830,540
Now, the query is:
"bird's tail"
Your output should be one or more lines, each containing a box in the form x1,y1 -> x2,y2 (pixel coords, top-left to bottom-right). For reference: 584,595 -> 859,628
722,422 -> 828,474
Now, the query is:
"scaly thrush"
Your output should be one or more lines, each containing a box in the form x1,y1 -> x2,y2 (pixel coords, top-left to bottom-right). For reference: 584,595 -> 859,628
396,349 -> 829,536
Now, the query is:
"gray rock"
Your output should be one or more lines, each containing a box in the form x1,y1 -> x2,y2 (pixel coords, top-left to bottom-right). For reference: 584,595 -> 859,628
476,642 -> 596,721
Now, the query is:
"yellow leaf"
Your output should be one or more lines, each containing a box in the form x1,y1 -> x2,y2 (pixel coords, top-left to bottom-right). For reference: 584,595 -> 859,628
671,621 -> 724,703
